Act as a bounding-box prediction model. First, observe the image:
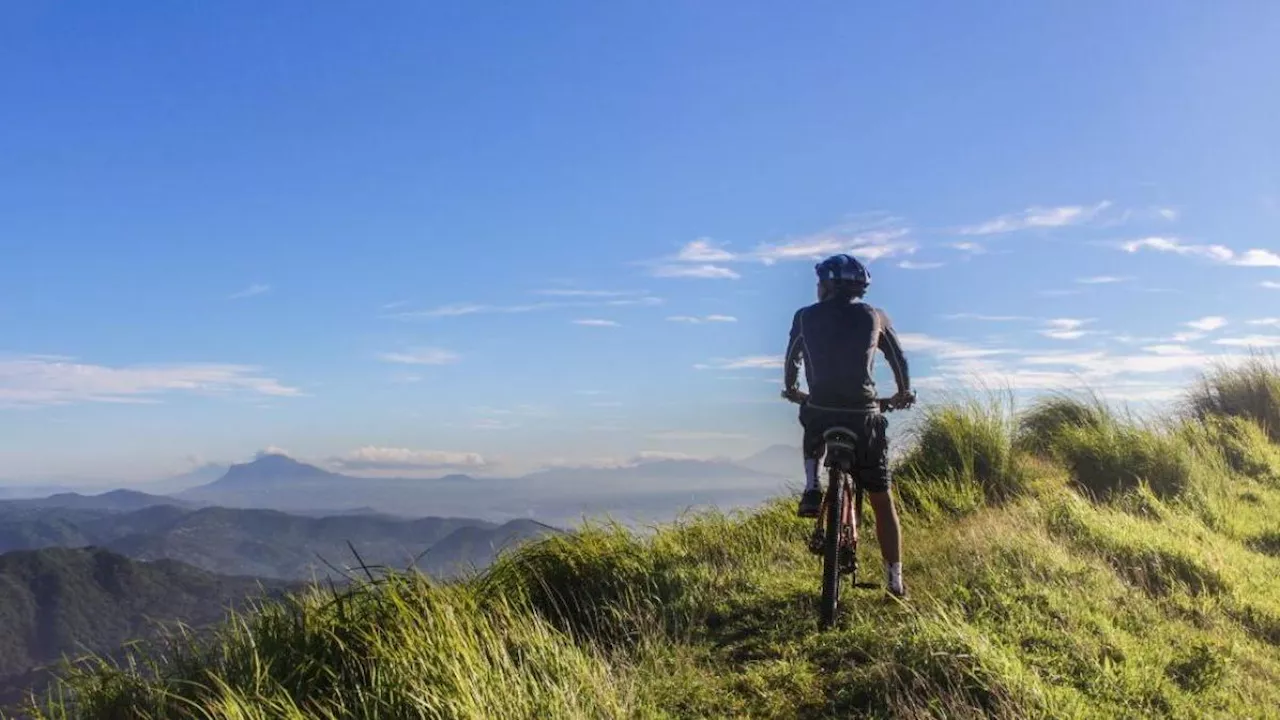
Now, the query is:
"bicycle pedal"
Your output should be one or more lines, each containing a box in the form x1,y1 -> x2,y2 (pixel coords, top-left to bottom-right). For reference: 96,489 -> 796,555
807,533 -> 825,556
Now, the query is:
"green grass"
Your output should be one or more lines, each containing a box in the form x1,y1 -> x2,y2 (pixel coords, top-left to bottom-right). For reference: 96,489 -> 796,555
19,361 -> 1280,720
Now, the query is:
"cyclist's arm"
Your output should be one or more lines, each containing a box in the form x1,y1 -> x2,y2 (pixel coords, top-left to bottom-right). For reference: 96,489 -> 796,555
876,309 -> 911,394
784,309 -> 804,394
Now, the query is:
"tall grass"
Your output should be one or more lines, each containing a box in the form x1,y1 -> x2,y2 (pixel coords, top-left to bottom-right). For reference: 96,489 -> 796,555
894,394 -> 1030,514
1186,353 -> 1280,443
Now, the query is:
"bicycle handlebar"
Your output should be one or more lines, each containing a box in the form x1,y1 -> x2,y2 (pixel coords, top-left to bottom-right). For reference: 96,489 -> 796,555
781,388 -> 916,412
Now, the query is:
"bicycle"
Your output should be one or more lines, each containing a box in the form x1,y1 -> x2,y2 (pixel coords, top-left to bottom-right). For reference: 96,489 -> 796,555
783,388 -> 913,628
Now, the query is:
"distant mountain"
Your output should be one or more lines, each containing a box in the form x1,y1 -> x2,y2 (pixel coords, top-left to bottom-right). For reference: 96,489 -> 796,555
1,488 -> 190,513
0,502 -> 559,581
737,444 -> 801,479
0,547 -> 294,709
140,463 -> 230,494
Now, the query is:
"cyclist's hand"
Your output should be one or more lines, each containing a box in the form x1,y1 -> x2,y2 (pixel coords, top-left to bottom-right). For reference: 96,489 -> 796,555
781,387 -> 805,404
891,389 -> 917,409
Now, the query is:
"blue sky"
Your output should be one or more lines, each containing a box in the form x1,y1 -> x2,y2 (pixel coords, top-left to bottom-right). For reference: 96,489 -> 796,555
2,2 -> 1278,483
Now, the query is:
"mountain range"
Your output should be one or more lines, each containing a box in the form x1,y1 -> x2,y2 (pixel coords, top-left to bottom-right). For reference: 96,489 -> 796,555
174,450 -> 799,526
0,500 -> 557,582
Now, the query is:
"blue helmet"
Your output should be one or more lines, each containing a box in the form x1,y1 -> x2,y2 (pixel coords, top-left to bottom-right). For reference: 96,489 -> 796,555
815,253 -> 871,287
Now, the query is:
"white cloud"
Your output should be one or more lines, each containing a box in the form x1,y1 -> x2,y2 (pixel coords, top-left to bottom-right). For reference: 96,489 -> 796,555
573,319 -> 620,327
0,355 -> 300,408
651,264 -> 741,279
378,348 -> 460,365
1248,318 -> 1280,326
899,260 -> 944,270
1156,207 -> 1180,221
942,313 -> 1032,322
229,283 -> 271,300
391,295 -> 662,319
1141,344 -> 1197,356
667,314 -> 738,324
256,446 -> 292,459
1076,275 -> 1133,284
950,242 -> 987,254
1120,237 -> 1280,267
694,355 -> 783,370
1234,249 -> 1280,267
752,227 -> 914,265
1263,281 -> 1280,289
1040,318 -> 1095,340
958,201 -> 1111,235
676,238 -> 736,262
1212,335 -> 1280,348
1184,316 -> 1227,332
330,446 -> 487,473
535,289 -> 647,298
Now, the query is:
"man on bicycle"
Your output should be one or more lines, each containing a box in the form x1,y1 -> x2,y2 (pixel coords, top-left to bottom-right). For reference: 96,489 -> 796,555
782,253 -> 915,597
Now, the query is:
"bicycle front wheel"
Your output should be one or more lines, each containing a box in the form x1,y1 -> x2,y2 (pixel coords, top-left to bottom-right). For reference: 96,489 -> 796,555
819,467 -> 844,629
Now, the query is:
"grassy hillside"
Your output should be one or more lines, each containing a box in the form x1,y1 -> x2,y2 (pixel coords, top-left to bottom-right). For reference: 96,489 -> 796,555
20,359 -> 1280,719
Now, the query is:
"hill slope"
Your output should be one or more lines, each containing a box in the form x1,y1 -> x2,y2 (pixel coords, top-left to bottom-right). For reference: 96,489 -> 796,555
22,362 -> 1280,719
0,547 -> 294,710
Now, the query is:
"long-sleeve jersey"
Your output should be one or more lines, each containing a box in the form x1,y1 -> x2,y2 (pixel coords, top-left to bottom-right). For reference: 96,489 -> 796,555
784,298 -> 910,412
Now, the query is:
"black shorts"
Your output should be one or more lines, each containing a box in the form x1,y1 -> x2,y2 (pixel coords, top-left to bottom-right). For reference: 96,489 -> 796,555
800,405 -> 891,493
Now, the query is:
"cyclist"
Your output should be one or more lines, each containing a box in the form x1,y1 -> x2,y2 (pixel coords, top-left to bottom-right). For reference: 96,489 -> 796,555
781,253 -> 915,598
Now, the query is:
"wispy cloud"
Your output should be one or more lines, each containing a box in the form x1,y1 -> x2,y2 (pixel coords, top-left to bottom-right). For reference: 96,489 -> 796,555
377,348 -> 460,365
573,319 -> 620,327
905,332 -> 1242,402
676,238 -> 735,262
958,201 -> 1111,235
1184,316 -> 1227,332
942,313 -> 1033,322
647,219 -> 916,280
667,314 -> 738,324
1040,318 -> 1095,340
1155,207 -> 1180,221
1248,318 -> 1280,327
1119,237 -> 1280,267
389,295 -> 662,319
1076,275 -> 1133,285
329,446 -> 487,474
1263,281 -> 1280,289
1212,335 -> 1280,348
229,283 -> 271,300
950,242 -> 987,254
693,355 -> 782,370
751,226 -> 914,265
0,355 -> 299,408
650,264 -> 741,279
899,260 -> 944,270
534,289 -> 649,298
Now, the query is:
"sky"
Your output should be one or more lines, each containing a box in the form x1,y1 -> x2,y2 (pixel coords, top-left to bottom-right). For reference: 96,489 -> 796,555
1,1 -> 1278,484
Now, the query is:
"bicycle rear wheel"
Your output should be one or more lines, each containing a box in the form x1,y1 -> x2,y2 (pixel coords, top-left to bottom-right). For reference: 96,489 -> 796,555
819,466 -> 844,628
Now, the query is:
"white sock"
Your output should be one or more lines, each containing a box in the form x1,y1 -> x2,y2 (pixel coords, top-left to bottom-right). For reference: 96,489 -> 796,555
804,458 -> 819,492
886,562 -> 903,592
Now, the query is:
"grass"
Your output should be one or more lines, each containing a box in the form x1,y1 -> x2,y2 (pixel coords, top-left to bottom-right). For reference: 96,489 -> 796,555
16,360 -> 1280,720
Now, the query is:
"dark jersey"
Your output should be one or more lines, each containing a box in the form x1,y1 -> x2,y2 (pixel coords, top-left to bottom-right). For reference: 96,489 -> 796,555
784,298 -> 910,412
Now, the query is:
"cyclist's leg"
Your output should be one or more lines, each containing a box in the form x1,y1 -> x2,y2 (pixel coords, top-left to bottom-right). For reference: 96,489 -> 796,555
797,406 -> 827,517
857,415 -> 905,596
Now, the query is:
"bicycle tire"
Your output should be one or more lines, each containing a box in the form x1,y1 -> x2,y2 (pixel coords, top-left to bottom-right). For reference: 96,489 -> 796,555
820,466 -> 844,628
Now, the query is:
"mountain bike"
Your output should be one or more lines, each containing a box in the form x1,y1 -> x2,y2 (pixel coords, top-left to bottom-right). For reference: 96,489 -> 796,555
783,389 -> 912,628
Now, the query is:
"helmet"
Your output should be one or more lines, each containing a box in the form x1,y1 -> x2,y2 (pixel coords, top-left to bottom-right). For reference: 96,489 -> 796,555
815,254 -> 871,287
